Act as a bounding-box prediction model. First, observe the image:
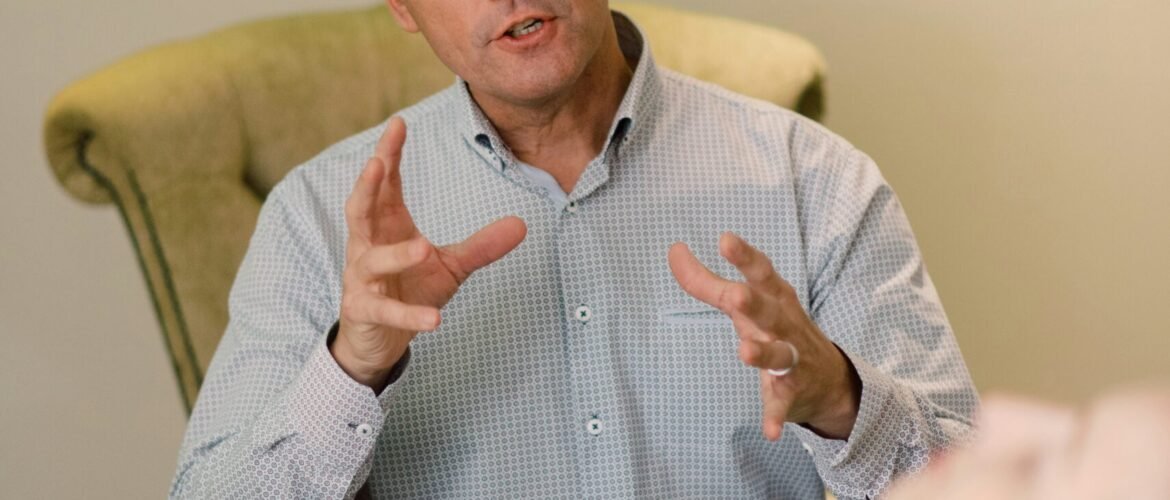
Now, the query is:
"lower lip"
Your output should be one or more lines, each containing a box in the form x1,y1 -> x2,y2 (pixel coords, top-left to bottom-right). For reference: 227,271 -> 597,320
495,18 -> 557,54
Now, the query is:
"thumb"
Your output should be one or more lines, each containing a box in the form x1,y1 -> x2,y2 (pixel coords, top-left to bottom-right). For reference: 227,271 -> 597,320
444,216 -> 528,279
761,370 -> 796,441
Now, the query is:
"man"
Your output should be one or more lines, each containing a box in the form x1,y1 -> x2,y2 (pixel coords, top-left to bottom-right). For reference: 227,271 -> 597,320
171,0 -> 977,498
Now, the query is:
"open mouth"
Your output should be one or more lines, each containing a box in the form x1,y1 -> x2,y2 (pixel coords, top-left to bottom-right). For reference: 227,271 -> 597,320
505,18 -> 545,39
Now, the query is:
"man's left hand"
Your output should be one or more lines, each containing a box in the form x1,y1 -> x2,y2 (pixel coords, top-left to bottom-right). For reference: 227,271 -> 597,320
668,232 -> 862,441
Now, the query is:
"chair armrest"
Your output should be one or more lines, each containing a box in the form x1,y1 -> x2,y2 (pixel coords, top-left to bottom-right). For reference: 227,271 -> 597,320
43,37 -> 247,204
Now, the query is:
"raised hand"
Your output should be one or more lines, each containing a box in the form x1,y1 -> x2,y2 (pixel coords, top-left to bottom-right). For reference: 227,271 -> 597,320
668,232 -> 861,441
333,117 -> 528,390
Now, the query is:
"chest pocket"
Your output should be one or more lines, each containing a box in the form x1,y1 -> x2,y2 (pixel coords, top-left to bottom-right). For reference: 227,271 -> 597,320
650,281 -> 753,395
653,304 -> 740,372
658,306 -> 734,325
642,290 -> 758,449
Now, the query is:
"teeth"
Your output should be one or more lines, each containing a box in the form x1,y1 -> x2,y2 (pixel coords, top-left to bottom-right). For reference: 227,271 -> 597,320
508,19 -> 543,37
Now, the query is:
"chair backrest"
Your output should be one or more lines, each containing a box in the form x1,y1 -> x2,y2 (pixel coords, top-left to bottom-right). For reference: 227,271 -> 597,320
43,3 -> 825,411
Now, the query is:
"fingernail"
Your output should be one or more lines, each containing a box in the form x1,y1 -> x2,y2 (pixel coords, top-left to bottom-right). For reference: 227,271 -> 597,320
422,311 -> 440,330
741,340 -> 763,360
738,343 -> 754,362
412,239 -> 429,259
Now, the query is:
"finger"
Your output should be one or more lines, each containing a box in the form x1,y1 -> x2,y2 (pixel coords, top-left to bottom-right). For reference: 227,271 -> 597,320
731,314 -> 778,344
344,157 -> 386,242
719,232 -> 790,295
669,243 -> 771,319
721,233 -> 809,332
760,370 -> 796,441
346,292 -> 441,332
739,338 -> 799,372
443,216 -> 528,280
375,116 -> 407,172
372,117 -> 419,242
668,242 -> 737,310
354,238 -> 432,281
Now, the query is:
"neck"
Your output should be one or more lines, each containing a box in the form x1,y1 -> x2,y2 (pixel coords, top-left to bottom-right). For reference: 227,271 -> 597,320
468,22 -> 633,194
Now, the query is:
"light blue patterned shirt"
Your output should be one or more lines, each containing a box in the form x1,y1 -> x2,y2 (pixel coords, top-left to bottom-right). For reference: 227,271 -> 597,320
172,14 -> 977,500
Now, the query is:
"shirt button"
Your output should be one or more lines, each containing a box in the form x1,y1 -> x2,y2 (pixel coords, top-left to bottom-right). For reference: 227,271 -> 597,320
574,305 -> 593,323
586,417 -> 603,436
566,200 -> 579,213
355,423 -> 374,436
801,442 -> 813,454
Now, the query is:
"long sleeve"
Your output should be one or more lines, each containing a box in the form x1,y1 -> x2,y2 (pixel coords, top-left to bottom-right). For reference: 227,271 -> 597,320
169,175 -> 403,499
787,138 -> 978,499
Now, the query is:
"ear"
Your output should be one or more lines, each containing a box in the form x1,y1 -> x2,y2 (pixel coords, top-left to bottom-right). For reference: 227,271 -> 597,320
385,0 -> 420,33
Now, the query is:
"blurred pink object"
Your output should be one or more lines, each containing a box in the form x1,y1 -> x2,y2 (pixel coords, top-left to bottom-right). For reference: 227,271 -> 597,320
886,387 -> 1170,500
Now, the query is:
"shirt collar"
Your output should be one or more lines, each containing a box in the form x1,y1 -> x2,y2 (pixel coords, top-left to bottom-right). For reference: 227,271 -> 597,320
457,10 -> 662,170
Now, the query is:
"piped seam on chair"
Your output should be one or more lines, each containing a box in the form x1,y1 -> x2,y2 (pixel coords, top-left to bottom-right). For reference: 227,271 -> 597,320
75,133 -> 199,414
125,168 -> 203,387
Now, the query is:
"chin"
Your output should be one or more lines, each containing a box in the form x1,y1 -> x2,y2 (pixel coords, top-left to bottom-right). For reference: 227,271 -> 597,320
484,60 -> 583,106
507,77 -> 576,104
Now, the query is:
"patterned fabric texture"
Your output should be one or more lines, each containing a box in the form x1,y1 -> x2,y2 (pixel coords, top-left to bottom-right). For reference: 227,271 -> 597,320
172,15 -> 977,500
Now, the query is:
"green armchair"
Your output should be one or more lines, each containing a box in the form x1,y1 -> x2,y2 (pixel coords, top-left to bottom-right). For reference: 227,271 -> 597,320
42,3 -> 826,411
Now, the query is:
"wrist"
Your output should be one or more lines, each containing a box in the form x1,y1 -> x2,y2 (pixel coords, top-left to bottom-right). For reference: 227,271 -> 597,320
327,323 -> 407,391
807,344 -> 863,440
330,339 -> 394,389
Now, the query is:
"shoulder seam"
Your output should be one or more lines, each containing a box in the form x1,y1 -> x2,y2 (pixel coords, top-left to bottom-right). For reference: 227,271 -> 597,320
659,68 -> 797,118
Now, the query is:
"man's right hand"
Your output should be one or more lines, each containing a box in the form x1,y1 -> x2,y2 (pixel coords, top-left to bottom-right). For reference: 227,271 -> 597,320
333,116 -> 527,390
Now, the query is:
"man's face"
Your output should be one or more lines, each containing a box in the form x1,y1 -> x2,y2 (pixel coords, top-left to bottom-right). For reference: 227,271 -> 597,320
387,0 -> 613,106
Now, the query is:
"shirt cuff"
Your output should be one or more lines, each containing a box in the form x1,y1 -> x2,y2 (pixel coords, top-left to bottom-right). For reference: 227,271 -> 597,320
788,346 -> 902,499
281,326 -> 412,473
324,321 -> 413,405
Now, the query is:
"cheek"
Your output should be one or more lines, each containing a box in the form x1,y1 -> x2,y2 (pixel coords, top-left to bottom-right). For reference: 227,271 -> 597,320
415,17 -> 480,74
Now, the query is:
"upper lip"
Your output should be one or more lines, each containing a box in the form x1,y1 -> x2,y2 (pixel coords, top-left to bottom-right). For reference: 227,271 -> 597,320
492,13 -> 554,40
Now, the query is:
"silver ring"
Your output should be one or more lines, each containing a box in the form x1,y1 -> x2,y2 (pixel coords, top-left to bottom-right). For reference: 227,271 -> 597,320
766,341 -> 799,377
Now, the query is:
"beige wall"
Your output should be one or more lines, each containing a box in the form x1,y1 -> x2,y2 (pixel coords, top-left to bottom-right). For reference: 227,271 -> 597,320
0,2 -> 372,498
657,0 -> 1170,401
1,1 -> 1166,498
